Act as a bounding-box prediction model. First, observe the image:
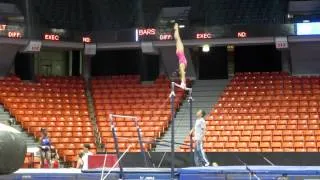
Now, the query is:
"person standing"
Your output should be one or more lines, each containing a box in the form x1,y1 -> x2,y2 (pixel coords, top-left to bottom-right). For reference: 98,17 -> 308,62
39,128 -> 51,168
190,110 -> 210,167
81,144 -> 93,169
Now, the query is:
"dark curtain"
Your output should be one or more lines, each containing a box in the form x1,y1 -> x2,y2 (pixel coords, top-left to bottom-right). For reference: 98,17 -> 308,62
234,45 -> 282,72
140,54 -> 160,81
72,50 -> 80,76
198,47 -> 228,79
91,49 -> 141,76
14,52 -> 35,80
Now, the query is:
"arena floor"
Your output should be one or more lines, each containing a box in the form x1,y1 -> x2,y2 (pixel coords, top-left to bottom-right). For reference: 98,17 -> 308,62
1,166 -> 320,180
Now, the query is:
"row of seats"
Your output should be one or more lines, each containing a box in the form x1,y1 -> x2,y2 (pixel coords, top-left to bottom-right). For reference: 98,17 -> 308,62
201,129 -> 320,136
95,99 -> 178,104
93,86 -> 173,91
180,148 -> 320,152
0,83 -> 84,88
223,91 -> 320,96
227,84 -> 320,89
220,95 -> 320,101
207,119 -> 320,125
193,135 -> 320,142
93,93 -> 173,99
12,109 -> 89,116
19,116 -> 90,122
231,78 -> 320,82
3,98 -> 87,104
186,141 -> 320,148
6,103 -> 88,110
213,109 -> 320,114
217,101 -> 320,107
95,104 -> 172,110
206,124 -> 320,131
2,94 -> 85,99
0,89 -> 84,95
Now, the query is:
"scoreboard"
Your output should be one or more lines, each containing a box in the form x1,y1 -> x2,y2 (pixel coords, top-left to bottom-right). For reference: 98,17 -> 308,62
0,24 -> 23,38
136,24 -> 295,42
0,23 -> 297,43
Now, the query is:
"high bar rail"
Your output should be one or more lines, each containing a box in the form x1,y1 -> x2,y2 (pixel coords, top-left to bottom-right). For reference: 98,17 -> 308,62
173,82 -> 192,91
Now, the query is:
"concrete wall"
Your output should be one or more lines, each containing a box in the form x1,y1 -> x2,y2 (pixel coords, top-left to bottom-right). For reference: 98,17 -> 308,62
290,42 -> 320,75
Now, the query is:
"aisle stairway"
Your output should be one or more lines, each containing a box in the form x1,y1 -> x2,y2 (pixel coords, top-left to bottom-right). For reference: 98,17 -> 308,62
155,79 -> 229,151
0,105 -> 38,148
84,81 -> 100,145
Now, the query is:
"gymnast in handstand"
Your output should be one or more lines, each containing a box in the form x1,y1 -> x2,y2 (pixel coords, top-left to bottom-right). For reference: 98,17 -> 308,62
174,23 -> 188,88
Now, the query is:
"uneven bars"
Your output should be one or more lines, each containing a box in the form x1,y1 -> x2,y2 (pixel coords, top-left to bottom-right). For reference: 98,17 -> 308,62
173,82 -> 192,91
110,114 -> 138,119
116,137 -> 189,146
158,152 -> 167,168
100,153 -> 108,180
102,144 -> 132,180
155,139 -> 190,146
109,114 -> 149,167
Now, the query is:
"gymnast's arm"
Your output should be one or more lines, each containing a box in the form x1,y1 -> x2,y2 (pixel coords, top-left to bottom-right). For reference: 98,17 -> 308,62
174,23 -> 181,41
189,128 -> 194,136
174,23 -> 184,51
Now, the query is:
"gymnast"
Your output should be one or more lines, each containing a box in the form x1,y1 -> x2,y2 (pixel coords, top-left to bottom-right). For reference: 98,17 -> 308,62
174,23 -> 188,89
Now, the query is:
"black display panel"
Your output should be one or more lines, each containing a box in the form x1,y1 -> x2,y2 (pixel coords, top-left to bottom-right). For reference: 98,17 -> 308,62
0,24 -> 296,42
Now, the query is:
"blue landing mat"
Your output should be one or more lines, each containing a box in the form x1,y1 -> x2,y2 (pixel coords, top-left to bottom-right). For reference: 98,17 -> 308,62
3,166 -> 320,180
0,168 -> 173,180
179,166 -> 320,180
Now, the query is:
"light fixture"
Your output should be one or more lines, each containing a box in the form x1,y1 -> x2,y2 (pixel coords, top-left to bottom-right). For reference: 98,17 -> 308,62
202,44 -> 210,52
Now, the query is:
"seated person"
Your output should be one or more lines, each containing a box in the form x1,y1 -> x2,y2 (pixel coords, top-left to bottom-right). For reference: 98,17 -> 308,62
50,150 -> 60,168
96,144 -> 106,154
76,152 -> 84,169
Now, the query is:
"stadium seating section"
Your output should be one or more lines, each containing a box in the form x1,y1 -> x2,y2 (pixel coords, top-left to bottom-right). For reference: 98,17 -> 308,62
5,72 -> 320,167
32,0 -> 91,30
181,72 -> 320,152
92,75 -> 185,152
25,0 -> 289,30
0,76 -> 95,166
1,74 -> 185,167
189,0 -> 288,25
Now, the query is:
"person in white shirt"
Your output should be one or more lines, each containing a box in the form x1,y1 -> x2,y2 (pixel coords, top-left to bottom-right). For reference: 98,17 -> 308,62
189,109 -> 210,167
80,144 -> 93,169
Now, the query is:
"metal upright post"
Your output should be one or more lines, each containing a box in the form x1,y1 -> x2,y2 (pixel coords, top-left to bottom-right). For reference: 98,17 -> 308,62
170,82 -> 176,180
188,89 -> 193,166
25,0 -> 32,38
135,118 -> 149,167
109,115 -> 124,179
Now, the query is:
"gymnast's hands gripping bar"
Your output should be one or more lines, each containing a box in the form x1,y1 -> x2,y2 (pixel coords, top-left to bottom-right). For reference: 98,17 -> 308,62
173,82 -> 192,91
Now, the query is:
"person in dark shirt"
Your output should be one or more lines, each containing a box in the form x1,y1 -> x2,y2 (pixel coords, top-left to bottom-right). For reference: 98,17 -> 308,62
50,149 -> 60,168
76,152 -> 84,169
